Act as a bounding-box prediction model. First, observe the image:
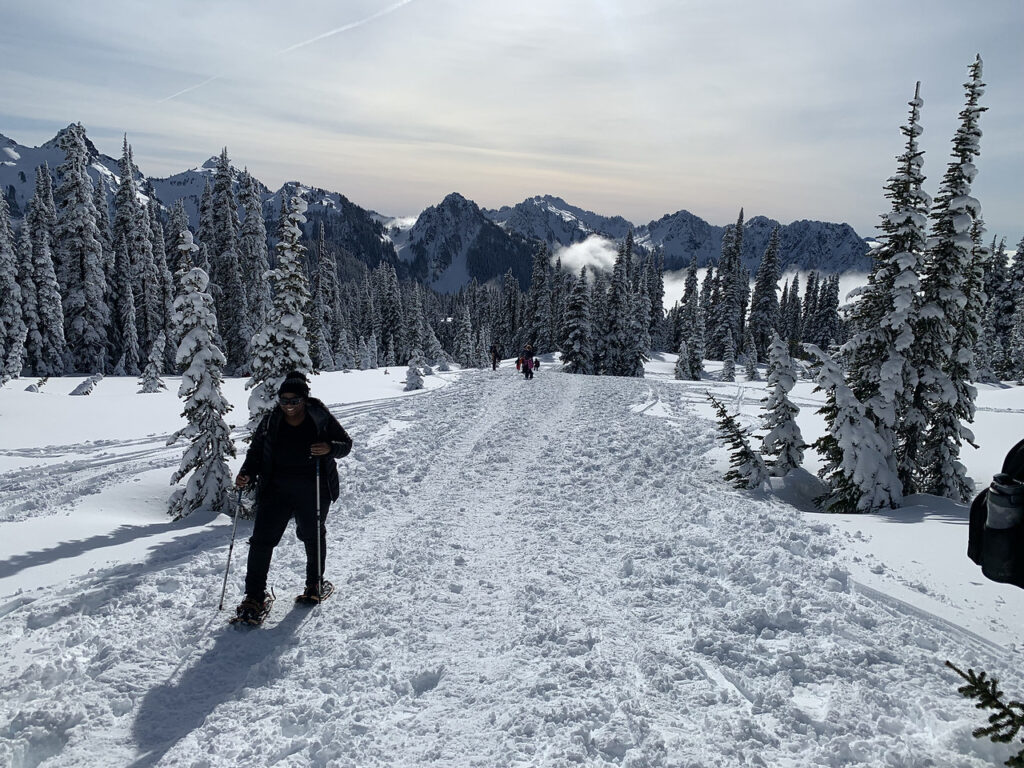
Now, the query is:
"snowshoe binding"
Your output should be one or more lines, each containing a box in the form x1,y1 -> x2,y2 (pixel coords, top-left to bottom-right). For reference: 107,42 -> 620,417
230,590 -> 275,626
295,580 -> 334,605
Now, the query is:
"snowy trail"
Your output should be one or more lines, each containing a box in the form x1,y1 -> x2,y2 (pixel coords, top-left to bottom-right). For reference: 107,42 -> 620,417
0,369 -> 1021,767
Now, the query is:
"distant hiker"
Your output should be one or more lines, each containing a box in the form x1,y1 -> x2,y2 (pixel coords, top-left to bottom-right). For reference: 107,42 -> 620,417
489,343 -> 500,371
233,371 -> 353,622
521,344 -> 536,380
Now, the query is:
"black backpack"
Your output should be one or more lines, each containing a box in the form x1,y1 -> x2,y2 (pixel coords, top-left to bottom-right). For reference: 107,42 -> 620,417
968,438 -> 1024,588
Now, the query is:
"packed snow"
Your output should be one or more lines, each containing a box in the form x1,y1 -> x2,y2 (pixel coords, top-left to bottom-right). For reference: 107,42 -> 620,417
0,359 -> 1022,767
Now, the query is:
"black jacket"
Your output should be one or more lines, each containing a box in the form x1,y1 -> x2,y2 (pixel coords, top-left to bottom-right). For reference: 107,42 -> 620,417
241,397 -> 353,502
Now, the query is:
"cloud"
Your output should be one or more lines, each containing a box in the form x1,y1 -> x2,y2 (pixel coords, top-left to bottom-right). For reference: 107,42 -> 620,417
553,235 -> 619,275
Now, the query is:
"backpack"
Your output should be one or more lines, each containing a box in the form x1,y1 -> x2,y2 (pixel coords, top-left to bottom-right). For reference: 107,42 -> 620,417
968,438 -> 1024,588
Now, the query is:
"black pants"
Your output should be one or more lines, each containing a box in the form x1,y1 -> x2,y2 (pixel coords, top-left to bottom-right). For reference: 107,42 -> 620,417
245,475 -> 330,597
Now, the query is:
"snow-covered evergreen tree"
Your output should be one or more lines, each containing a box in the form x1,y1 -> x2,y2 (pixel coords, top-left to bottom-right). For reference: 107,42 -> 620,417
1009,302 -> 1024,384
167,267 -> 234,519
0,196 -> 26,383
806,344 -> 901,513
742,326 -> 759,381
916,56 -> 986,503
673,338 -> 691,380
560,267 -> 593,374
24,186 -> 66,376
844,81 -> 932,497
760,332 -> 805,476
721,328 -> 736,382
246,195 -> 313,428
238,171 -> 272,333
748,226 -> 781,358
139,332 -> 166,393
707,392 -> 767,491
53,125 -> 109,372
404,350 -> 425,391
112,242 -> 141,375
454,305 -> 475,367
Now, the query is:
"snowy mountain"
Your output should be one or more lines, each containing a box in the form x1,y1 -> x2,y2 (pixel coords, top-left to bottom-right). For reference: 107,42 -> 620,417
637,211 -> 871,273
482,195 -> 635,248
400,192 -> 535,292
2,126 -> 871,289
0,125 -> 152,219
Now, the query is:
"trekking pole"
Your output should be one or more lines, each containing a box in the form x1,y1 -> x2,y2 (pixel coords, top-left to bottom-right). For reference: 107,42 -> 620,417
218,487 -> 245,610
315,458 -> 323,600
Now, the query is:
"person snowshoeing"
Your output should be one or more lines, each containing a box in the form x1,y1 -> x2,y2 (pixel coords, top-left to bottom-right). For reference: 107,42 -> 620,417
234,372 -> 353,621
521,344 -> 536,380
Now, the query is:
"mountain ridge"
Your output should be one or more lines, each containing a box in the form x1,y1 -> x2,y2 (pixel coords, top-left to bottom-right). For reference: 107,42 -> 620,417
1,126 -> 871,291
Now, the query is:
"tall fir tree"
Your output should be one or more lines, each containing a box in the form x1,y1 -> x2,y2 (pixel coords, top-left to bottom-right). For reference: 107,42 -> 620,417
917,55 -> 986,502
748,226 -> 781,359
761,331 -> 805,476
0,196 -> 26,381
237,171 -> 273,334
24,183 -> 66,376
246,195 -> 313,428
560,267 -> 594,374
844,81 -> 931,496
167,267 -> 234,519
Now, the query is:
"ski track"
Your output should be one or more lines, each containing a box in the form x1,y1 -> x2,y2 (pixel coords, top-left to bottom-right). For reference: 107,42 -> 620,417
0,370 -> 1020,767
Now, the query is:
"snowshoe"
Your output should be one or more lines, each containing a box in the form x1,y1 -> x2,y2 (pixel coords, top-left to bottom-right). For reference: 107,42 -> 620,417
295,580 -> 334,605
230,590 -> 275,626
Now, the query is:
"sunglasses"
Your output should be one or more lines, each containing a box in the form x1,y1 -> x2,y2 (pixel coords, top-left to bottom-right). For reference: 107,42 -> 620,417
278,396 -> 304,406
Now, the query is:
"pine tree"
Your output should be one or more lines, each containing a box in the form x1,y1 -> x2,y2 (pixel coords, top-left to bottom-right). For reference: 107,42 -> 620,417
525,243 -> 553,351
761,331 -> 806,476
52,125 -> 109,373
806,344 -> 901,513
1009,302 -> 1024,385
748,226 -> 781,358
560,267 -> 594,374
112,242 -> 141,375
238,171 -> 273,333
843,82 -> 932,496
167,267 -> 234,519
707,392 -> 767,491
0,196 -> 26,382
246,195 -> 313,428
742,326 -> 758,381
673,338 -> 691,380
721,328 -> 736,382
404,351 -> 425,391
25,190 -> 66,376
454,305 -> 475,367
917,55 -> 986,502
139,332 -> 167,393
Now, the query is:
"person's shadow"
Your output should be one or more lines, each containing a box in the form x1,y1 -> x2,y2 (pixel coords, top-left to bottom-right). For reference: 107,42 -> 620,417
127,602 -> 308,768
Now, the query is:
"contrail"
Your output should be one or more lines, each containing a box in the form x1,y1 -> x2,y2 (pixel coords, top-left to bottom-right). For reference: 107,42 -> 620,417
277,0 -> 416,55
158,0 -> 416,103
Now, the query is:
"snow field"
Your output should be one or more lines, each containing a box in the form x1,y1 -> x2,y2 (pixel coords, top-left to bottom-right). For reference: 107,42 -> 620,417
0,366 -> 1021,766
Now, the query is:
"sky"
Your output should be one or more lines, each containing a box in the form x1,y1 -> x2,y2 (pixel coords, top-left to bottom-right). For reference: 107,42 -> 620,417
1,0 -> 1022,244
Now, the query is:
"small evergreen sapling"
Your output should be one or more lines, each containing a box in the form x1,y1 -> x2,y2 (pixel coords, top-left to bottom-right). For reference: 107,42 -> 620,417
404,348 -> 425,391
706,391 -> 767,491
946,661 -> 1024,767
139,332 -> 167,393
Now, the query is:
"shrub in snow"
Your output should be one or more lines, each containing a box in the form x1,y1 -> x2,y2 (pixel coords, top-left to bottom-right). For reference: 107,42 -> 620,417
404,363 -> 424,391
673,340 -> 690,380
706,391 -> 767,491
167,267 -> 234,520
69,373 -> 104,396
